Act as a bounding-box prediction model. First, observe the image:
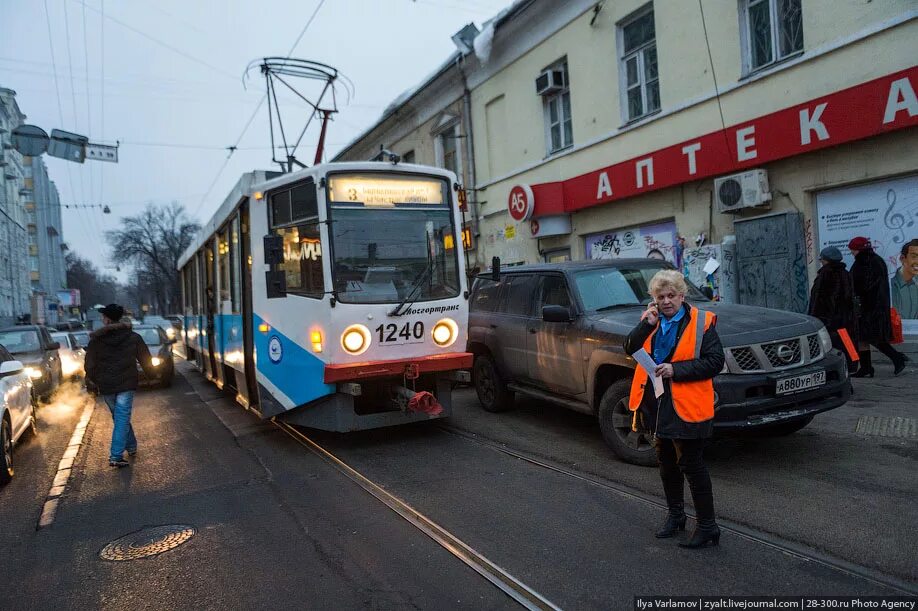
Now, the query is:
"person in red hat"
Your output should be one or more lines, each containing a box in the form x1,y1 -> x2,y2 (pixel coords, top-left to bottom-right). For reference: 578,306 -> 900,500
847,237 -> 908,376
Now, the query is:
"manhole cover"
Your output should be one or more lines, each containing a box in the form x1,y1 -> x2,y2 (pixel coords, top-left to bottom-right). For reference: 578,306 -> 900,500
855,416 -> 917,439
99,525 -> 196,561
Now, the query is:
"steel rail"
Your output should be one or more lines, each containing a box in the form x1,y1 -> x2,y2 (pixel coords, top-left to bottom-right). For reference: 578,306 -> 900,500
438,425 -> 918,596
272,421 -> 562,611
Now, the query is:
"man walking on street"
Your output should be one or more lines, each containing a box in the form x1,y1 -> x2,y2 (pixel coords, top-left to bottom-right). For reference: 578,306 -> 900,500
84,304 -> 157,468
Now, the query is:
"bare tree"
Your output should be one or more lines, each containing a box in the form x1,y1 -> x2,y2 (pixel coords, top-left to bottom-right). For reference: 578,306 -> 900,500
65,252 -> 121,311
107,202 -> 199,314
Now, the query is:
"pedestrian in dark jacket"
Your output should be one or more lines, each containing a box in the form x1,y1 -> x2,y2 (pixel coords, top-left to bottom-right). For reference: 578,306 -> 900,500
84,304 -> 157,468
809,246 -> 859,368
848,237 -> 907,376
624,270 -> 725,548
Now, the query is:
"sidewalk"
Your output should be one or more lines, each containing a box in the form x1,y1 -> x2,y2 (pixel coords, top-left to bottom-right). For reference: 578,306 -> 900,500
1,363 -> 507,611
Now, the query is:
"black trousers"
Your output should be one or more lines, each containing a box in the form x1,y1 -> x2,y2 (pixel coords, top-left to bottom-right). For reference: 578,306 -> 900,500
654,437 -> 715,521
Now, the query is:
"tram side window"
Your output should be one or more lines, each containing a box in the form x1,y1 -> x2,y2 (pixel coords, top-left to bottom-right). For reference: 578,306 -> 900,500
230,216 -> 241,314
271,179 -> 323,298
218,228 -> 231,310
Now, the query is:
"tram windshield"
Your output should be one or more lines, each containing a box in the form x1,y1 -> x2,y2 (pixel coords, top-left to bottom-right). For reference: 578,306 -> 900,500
327,174 -> 460,304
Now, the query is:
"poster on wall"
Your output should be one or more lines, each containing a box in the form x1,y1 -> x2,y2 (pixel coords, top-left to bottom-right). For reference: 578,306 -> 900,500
585,221 -> 677,262
816,175 -> 918,335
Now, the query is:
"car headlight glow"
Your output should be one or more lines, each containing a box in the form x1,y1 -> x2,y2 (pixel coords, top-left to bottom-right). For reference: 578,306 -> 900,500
817,326 -> 832,353
341,324 -> 371,355
431,318 -> 458,348
25,366 -> 42,379
166,327 -> 175,339
151,357 -> 162,367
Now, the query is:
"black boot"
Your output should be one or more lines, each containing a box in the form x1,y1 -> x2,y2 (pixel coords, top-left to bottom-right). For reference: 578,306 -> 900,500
679,518 -> 721,548
655,505 -> 687,538
851,351 -> 873,377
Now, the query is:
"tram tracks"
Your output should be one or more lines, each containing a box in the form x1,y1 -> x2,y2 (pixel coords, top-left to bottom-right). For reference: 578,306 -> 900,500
436,424 -> 918,596
272,420 -> 562,611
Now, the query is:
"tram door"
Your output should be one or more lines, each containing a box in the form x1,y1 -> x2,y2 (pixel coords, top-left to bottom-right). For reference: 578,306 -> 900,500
204,240 -> 218,380
239,201 -> 260,410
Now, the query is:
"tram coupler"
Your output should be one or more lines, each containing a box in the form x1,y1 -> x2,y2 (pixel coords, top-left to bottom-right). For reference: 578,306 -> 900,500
393,385 -> 443,416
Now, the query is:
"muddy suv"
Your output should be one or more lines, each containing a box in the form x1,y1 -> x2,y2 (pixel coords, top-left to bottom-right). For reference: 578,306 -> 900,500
467,260 -> 851,466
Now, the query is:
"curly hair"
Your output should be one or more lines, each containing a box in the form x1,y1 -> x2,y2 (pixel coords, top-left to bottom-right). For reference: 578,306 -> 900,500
648,269 -> 688,296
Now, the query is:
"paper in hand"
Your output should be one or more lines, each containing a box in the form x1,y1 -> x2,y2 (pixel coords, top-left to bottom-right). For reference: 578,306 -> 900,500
632,348 -> 664,398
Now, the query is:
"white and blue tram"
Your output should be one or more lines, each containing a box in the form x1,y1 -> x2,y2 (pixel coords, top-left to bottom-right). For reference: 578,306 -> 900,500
177,162 -> 472,430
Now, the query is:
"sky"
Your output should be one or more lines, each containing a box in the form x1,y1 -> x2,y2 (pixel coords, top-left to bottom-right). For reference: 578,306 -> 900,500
0,0 -> 511,282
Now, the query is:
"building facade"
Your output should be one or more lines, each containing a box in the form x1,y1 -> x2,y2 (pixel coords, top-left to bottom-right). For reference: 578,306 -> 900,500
0,87 -> 32,326
24,154 -> 68,322
467,0 -> 917,329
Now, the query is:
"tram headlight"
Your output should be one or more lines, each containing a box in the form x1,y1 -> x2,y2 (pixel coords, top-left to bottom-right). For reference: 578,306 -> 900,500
151,357 -> 162,367
341,324 -> 371,356
431,318 -> 458,348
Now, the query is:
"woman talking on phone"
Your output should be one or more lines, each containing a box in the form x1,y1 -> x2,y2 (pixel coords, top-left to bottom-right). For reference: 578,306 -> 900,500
623,270 -> 725,548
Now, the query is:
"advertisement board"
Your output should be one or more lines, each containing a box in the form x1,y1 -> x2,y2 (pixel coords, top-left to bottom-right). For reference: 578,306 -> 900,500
816,175 -> 918,334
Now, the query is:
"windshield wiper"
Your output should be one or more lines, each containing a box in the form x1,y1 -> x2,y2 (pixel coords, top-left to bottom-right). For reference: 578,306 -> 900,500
595,303 -> 641,312
389,259 -> 436,317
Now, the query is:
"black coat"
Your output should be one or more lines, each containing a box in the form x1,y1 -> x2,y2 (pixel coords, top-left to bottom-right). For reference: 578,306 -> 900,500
84,322 -> 156,395
809,261 -> 857,334
850,249 -> 892,343
623,304 -> 725,439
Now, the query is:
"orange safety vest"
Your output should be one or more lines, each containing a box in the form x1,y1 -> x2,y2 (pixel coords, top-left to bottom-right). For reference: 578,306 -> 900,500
628,307 -> 717,423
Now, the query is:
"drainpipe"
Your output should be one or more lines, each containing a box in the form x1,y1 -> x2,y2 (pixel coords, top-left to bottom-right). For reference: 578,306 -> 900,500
456,55 -> 479,270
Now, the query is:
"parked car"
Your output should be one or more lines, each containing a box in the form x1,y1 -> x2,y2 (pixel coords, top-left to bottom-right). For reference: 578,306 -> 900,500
70,331 -> 90,349
0,326 -> 62,402
51,332 -> 85,379
164,315 -> 183,331
467,260 -> 851,466
133,324 -> 175,387
54,320 -> 86,332
0,344 -> 36,485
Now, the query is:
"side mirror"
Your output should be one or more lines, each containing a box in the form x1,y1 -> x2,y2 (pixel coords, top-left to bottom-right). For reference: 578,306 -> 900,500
542,305 -> 573,323
0,360 -> 24,376
491,256 -> 501,283
264,234 -> 285,265
48,341 -> 61,350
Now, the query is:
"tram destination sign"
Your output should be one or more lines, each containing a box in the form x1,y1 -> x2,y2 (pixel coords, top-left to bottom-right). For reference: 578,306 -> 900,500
328,175 -> 444,207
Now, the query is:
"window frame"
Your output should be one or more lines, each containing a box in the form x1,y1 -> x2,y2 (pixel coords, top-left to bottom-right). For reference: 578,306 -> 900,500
434,122 -> 463,179
268,178 -> 325,300
617,4 -> 660,124
497,274 -> 538,317
535,273 -> 576,314
739,0 -> 804,75
542,60 -> 573,155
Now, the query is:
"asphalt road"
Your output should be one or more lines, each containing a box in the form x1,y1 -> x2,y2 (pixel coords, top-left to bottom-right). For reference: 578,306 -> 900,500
1,354 -> 914,609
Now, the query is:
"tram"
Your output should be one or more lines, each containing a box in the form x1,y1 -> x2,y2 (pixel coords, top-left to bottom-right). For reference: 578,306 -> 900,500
177,161 -> 472,430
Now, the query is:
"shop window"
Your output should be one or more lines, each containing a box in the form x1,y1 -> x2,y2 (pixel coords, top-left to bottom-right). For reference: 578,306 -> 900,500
543,248 -> 571,263
542,61 -> 573,154
741,0 -> 803,73
618,5 -> 659,122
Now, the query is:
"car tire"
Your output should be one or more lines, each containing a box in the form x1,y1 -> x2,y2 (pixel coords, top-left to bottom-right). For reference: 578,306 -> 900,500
597,379 -> 657,467
1,417 -> 13,485
472,354 -> 514,413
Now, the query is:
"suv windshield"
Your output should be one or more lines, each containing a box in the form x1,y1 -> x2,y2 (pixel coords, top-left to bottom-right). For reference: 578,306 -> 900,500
327,174 -> 460,304
136,328 -> 163,346
574,265 -> 709,311
0,330 -> 41,354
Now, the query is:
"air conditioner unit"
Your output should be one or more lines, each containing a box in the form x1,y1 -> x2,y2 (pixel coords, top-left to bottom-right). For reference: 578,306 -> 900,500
714,169 -> 771,213
535,69 -> 565,96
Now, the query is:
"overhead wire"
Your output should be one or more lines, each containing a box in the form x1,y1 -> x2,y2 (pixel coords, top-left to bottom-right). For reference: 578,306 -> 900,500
192,0 -> 327,219
43,0 -> 98,259
81,0 -> 96,220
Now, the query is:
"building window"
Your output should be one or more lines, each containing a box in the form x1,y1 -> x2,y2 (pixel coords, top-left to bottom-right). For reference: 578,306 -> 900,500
435,124 -> 462,178
742,0 -> 803,73
619,6 -> 659,122
541,61 -> 573,154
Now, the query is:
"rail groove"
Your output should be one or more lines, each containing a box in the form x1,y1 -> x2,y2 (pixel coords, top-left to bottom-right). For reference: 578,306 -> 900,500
272,421 -> 562,611
438,424 -> 918,596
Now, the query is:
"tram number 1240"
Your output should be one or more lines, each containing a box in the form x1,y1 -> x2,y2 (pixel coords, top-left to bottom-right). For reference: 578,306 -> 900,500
375,322 -> 425,344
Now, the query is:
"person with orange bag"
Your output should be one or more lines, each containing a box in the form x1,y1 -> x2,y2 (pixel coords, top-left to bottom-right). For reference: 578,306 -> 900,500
848,237 -> 908,376
808,246 -> 859,371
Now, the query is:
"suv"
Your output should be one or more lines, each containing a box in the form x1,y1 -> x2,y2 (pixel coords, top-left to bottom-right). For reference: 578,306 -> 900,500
467,260 -> 851,466
0,326 -> 62,402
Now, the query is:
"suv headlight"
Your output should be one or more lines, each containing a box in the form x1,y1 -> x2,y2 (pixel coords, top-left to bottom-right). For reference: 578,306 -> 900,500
25,366 -> 43,379
818,327 -> 832,353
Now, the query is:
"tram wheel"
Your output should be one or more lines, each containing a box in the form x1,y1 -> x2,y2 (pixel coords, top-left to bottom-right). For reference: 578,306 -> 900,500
472,354 -> 514,413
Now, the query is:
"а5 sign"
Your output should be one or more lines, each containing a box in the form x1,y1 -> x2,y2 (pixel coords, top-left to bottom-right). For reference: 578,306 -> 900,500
508,184 -> 534,222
